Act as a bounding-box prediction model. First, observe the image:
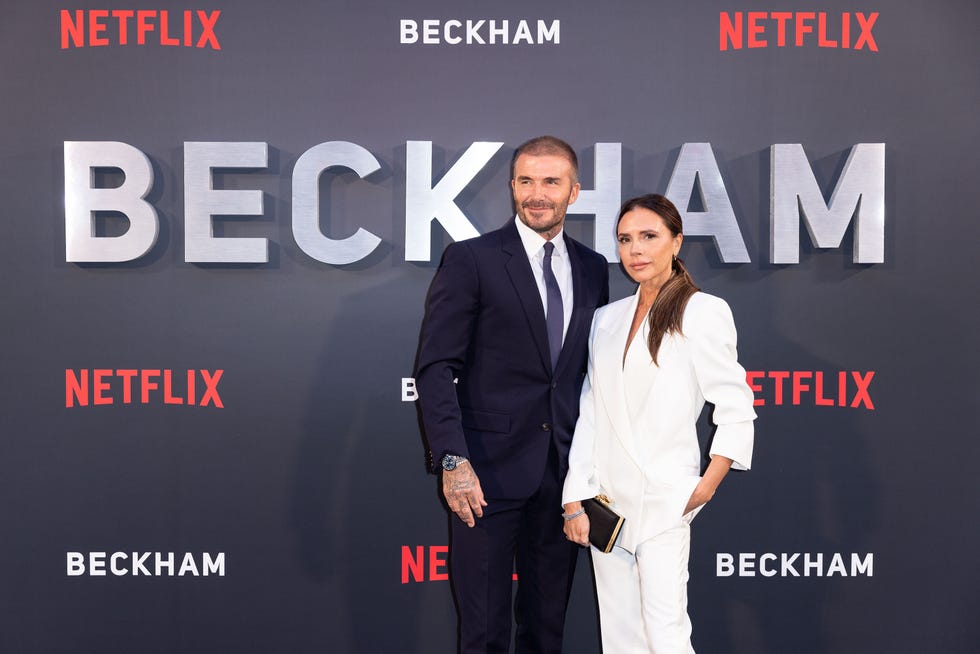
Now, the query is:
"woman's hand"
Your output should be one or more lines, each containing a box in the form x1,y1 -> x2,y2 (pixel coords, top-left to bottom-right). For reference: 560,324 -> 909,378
683,485 -> 715,515
562,502 -> 591,547
683,454 -> 734,515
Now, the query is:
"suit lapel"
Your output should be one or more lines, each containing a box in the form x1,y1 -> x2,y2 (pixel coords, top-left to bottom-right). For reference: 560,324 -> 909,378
501,221 -> 552,373
595,292 -> 643,465
555,235 -> 587,376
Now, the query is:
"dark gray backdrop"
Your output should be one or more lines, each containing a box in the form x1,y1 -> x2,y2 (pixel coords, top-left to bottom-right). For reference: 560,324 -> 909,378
1,1 -> 977,652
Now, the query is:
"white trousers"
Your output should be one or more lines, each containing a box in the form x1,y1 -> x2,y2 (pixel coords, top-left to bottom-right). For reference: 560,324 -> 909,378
591,522 -> 695,654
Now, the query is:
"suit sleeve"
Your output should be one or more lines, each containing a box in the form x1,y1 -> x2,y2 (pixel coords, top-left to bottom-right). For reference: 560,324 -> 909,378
562,311 -> 602,505
684,295 -> 756,471
414,242 -> 480,471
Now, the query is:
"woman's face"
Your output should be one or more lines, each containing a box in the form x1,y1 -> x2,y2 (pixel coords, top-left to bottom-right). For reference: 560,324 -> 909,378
617,207 -> 683,289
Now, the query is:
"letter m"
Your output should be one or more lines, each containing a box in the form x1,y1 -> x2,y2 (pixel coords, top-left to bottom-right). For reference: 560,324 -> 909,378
770,143 -> 885,263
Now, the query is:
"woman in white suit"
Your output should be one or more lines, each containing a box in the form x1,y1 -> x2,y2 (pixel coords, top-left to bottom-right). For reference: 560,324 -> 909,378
562,194 -> 756,653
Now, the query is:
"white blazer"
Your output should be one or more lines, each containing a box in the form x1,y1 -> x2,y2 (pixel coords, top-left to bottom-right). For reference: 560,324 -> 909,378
562,290 -> 756,553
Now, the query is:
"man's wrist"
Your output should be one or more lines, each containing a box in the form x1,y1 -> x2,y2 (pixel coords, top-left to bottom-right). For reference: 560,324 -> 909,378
440,453 -> 468,471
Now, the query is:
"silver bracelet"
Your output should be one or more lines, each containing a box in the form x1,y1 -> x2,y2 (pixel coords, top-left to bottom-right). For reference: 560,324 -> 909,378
562,508 -> 585,521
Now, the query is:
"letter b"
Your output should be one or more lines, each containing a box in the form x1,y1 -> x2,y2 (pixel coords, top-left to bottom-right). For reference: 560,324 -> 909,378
402,378 -> 418,402
716,553 -> 735,576
65,141 -> 159,262
66,552 -> 86,576
400,20 -> 419,44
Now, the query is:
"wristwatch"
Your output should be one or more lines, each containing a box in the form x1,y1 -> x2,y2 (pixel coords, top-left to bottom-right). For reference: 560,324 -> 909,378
440,454 -> 467,471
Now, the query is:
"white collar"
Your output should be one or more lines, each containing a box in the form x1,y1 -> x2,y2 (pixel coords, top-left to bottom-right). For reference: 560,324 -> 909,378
514,215 -> 567,260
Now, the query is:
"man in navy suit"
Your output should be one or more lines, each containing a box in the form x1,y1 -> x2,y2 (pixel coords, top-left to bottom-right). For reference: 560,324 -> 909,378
415,136 -> 609,653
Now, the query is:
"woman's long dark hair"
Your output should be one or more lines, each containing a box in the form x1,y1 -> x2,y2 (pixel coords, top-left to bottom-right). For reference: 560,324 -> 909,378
618,194 -> 699,365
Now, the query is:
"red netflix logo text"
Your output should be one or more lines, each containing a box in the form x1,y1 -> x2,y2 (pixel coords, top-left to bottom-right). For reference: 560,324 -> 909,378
745,371 -> 874,409
60,9 -> 221,49
65,369 -> 224,408
720,12 -> 878,51
401,546 -> 519,584
402,546 -> 449,584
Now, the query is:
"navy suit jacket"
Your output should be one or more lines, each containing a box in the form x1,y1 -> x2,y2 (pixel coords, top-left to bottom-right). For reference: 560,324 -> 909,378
415,220 -> 610,499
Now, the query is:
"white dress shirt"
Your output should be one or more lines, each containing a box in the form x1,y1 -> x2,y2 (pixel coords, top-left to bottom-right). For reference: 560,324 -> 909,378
514,216 -> 574,343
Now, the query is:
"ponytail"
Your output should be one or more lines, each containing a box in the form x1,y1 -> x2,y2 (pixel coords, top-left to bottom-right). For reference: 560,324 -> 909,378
646,254 -> 699,365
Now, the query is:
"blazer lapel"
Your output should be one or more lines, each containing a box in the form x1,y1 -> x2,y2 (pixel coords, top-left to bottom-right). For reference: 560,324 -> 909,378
594,292 -> 643,465
500,221 -> 552,373
555,235 -> 587,375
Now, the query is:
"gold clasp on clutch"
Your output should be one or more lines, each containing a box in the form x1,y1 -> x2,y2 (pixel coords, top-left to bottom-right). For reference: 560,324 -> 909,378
595,493 -> 613,505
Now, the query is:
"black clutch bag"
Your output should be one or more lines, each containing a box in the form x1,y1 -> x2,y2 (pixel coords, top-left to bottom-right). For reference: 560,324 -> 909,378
582,494 -> 625,553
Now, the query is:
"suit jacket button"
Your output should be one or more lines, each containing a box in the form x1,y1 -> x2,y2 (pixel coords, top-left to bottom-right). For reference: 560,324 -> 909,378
551,382 -> 557,389
541,423 -> 551,431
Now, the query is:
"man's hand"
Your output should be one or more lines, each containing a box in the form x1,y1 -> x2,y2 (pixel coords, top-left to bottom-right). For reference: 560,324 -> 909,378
562,502 -> 590,547
442,460 -> 487,527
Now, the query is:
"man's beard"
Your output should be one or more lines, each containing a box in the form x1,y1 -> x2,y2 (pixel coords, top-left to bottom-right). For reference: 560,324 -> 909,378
518,199 -> 568,234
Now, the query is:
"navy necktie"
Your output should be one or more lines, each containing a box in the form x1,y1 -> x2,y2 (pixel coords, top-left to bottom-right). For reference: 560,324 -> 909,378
542,241 -> 563,371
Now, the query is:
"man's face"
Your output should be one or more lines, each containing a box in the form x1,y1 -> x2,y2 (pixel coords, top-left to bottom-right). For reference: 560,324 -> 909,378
511,153 -> 580,240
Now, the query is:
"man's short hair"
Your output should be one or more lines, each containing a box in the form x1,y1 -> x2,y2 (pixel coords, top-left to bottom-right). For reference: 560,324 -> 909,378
511,136 -> 579,183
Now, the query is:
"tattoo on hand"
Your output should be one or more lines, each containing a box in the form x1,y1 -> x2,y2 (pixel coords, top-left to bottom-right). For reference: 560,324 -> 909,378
450,477 -> 474,493
446,465 -> 476,496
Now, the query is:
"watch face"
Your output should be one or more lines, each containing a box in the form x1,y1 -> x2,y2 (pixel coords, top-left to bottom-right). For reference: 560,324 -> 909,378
441,455 -> 459,471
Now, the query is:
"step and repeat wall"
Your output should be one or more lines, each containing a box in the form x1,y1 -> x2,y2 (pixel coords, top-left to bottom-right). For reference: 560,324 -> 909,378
1,1 -> 976,652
